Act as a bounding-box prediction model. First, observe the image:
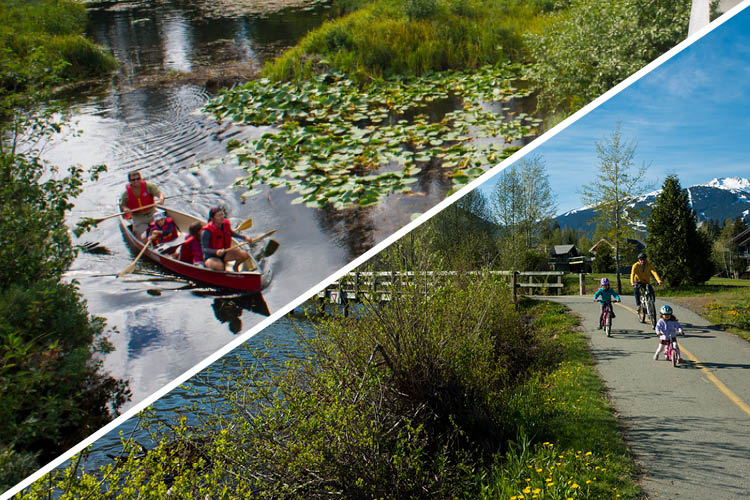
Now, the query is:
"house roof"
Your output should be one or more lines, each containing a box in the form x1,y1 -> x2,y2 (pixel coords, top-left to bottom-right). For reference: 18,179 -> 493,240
733,227 -> 750,248
589,238 -> 645,253
551,244 -> 576,255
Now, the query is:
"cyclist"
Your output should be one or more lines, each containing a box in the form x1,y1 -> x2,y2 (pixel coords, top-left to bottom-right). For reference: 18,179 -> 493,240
630,252 -> 662,313
653,305 -> 684,362
593,277 -> 620,329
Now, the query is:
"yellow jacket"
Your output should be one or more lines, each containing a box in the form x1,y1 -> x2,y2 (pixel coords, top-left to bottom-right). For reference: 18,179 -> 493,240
630,261 -> 661,285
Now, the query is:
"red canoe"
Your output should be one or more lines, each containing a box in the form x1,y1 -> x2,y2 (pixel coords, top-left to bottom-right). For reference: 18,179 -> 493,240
119,206 -> 268,292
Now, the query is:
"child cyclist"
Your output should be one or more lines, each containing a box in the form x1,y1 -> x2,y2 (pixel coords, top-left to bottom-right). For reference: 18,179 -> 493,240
654,305 -> 685,362
593,277 -> 620,329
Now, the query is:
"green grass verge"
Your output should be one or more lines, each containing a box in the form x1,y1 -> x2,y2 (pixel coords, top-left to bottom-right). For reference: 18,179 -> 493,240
659,277 -> 750,342
480,299 -> 642,499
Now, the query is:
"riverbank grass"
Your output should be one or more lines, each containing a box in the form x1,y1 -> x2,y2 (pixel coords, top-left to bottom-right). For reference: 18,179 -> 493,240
0,0 -> 116,94
264,0 -> 550,81
481,300 -> 642,499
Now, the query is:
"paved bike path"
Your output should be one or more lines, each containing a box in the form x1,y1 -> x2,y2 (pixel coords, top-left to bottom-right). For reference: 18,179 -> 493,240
543,295 -> 750,500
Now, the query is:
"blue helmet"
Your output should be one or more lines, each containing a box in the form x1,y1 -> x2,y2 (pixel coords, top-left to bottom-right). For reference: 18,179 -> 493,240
659,305 -> 673,315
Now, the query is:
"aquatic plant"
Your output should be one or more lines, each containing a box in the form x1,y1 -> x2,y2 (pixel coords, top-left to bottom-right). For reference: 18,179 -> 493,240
202,64 -> 539,209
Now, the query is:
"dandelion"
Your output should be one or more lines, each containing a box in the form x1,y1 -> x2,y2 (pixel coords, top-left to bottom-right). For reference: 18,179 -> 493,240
586,480 -> 591,484
523,486 -> 531,494
536,468 -> 543,473
572,483 -> 580,489
533,488 -> 541,494
585,451 -> 592,456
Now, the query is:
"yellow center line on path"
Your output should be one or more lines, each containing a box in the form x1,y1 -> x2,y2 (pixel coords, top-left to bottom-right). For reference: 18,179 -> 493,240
613,302 -> 750,417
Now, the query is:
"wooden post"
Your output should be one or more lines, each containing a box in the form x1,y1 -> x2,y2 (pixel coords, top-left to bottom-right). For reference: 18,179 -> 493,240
511,271 -> 518,304
579,273 -> 585,295
557,273 -> 562,296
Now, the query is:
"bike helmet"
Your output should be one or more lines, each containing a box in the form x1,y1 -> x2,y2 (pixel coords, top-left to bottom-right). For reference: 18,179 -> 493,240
659,305 -> 673,315
600,277 -> 610,286
638,252 -> 647,260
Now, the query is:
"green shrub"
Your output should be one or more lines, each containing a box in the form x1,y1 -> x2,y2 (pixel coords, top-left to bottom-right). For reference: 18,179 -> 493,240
528,0 -> 691,113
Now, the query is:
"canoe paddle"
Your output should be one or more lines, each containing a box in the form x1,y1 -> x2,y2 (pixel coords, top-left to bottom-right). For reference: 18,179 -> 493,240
226,229 -> 277,251
74,203 -> 160,237
118,237 -> 153,278
235,216 -> 253,231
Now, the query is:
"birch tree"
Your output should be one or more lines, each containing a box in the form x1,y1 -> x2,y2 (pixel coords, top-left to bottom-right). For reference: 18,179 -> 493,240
492,156 -> 556,269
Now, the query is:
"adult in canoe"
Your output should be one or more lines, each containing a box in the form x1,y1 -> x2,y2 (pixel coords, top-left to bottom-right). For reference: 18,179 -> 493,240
120,170 -> 164,239
202,206 -> 252,271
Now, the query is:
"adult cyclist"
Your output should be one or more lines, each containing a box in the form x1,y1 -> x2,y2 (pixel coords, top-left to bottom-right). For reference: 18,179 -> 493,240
630,252 -> 662,313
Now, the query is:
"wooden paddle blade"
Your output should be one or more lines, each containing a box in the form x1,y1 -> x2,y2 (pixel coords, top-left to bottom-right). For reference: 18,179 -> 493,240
118,239 -> 152,278
235,217 -> 253,231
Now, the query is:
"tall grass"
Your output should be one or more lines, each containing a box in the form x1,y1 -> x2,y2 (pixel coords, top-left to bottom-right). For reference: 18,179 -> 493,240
264,0 -> 547,81
0,0 -> 116,94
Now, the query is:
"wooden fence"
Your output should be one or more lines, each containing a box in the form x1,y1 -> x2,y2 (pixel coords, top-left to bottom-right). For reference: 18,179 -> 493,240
317,271 -> 582,306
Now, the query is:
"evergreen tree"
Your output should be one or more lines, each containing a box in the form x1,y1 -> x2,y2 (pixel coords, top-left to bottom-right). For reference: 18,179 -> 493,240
645,175 -> 713,286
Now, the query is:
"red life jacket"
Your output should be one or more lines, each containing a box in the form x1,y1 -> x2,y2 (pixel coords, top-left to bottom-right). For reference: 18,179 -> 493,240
179,235 -> 203,264
146,218 -> 178,245
125,181 -> 155,213
203,221 -> 232,250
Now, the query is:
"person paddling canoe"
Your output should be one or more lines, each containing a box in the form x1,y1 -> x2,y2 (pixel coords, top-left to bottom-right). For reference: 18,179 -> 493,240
202,206 -> 252,271
120,170 -> 164,239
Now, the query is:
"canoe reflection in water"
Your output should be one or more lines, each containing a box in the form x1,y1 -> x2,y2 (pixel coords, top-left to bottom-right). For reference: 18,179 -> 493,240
191,289 -> 271,334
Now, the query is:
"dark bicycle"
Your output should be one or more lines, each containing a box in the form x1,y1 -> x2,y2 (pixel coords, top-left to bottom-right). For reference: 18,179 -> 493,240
636,283 -> 657,328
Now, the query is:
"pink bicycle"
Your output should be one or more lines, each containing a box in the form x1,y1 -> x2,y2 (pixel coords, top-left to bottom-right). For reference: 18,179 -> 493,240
662,337 -> 681,367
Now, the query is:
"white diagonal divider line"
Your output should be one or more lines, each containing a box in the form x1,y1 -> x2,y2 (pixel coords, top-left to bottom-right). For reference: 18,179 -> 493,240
4,1 -> 750,498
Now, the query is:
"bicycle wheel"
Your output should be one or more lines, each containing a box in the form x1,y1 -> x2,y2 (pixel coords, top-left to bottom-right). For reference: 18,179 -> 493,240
672,347 -> 678,367
648,299 -> 657,328
639,299 -> 646,323
605,309 -> 612,337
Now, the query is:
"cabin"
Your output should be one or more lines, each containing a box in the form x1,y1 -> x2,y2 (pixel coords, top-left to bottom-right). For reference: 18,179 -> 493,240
548,244 -> 591,272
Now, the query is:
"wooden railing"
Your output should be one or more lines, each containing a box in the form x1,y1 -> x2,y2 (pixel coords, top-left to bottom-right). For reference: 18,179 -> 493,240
317,270 -> 571,306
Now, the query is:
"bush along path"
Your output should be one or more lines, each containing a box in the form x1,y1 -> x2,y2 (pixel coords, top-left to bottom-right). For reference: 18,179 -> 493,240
22,276 -> 643,499
545,295 -> 750,500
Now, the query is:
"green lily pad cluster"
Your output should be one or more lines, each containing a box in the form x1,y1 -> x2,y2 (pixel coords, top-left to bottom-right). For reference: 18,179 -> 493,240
202,64 -> 540,209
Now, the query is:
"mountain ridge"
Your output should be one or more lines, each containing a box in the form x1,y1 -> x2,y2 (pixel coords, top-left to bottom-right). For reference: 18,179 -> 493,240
554,176 -> 750,233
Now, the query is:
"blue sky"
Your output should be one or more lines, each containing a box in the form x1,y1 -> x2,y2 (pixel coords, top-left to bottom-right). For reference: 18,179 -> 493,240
479,5 -> 750,214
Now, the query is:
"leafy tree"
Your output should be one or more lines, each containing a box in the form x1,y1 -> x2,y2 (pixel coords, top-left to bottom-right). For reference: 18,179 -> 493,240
0,0 -> 126,486
580,125 -> 650,293
592,243 -> 615,273
713,217 -> 748,278
645,175 -> 713,286
528,0 -> 691,113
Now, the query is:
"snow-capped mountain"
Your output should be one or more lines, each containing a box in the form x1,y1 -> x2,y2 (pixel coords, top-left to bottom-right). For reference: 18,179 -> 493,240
554,177 -> 750,233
